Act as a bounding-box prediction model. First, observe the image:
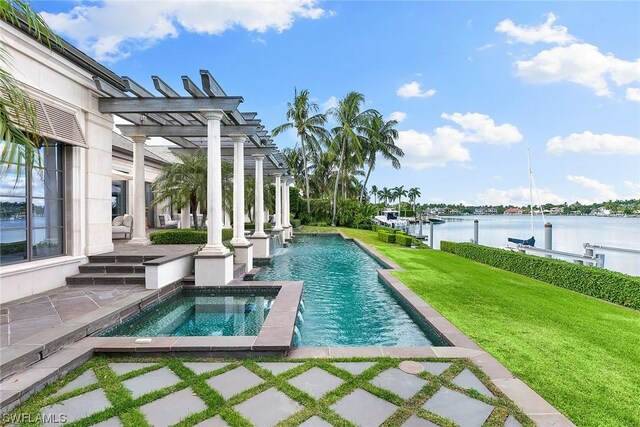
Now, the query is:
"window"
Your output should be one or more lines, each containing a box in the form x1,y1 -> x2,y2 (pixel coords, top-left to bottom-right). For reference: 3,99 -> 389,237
111,180 -> 128,219
0,142 -> 65,265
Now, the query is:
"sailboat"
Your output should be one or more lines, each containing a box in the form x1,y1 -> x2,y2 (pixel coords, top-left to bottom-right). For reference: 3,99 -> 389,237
507,150 -> 545,247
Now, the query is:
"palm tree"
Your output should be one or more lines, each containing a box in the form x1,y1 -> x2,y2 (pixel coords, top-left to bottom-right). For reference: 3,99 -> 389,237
359,113 -> 403,202
1,0 -> 58,172
393,185 -> 408,216
329,92 -> 373,225
381,187 -> 393,206
371,185 -> 378,204
280,147 -> 304,190
152,151 -> 208,230
273,89 -> 328,214
408,187 -> 421,213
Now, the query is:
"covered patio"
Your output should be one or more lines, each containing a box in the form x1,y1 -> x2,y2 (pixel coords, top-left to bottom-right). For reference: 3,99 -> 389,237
95,70 -> 295,286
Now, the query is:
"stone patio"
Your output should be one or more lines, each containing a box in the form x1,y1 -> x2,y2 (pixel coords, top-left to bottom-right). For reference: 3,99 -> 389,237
8,358 -> 534,427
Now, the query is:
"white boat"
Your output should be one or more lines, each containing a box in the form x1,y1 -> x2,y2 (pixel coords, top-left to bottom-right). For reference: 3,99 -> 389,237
374,208 -> 408,230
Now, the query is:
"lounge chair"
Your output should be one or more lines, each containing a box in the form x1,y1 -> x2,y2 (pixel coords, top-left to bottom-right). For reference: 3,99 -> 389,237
112,214 -> 133,239
158,213 -> 179,229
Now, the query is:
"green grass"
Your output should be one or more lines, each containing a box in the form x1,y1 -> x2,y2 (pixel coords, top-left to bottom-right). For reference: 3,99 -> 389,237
9,357 -> 531,427
338,227 -> 640,427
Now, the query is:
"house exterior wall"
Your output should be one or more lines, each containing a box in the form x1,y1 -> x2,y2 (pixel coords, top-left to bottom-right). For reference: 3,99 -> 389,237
0,22 -> 114,303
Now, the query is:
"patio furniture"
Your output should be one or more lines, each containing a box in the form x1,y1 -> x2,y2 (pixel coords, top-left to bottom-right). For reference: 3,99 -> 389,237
158,213 -> 179,229
112,214 -> 133,239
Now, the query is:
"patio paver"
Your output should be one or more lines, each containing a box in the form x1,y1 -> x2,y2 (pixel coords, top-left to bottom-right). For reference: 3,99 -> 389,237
288,367 -> 344,399
299,416 -> 332,427
371,367 -> 428,399
193,415 -> 230,426
53,369 -> 97,396
332,362 -> 375,375
121,367 -> 181,398
183,362 -> 229,375
108,362 -> 157,376
452,368 -> 494,398
505,414 -> 523,427
422,387 -> 494,427
40,388 -> 111,426
401,415 -> 438,427
421,362 -> 451,376
234,387 -> 303,427
331,388 -> 398,426
206,366 -> 263,399
139,387 -> 207,427
257,362 -> 302,375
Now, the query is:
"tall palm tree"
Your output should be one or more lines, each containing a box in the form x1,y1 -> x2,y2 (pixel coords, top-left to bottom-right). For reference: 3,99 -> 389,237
394,185 -> 408,215
272,89 -> 328,214
381,187 -> 392,206
1,0 -> 58,172
280,147 -> 304,190
408,187 -> 421,213
329,92 -> 373,225
370,185 -> 378,204
359,113 -> 403,202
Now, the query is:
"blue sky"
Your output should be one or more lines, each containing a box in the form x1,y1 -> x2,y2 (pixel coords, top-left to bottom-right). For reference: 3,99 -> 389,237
34,1 -> 640,205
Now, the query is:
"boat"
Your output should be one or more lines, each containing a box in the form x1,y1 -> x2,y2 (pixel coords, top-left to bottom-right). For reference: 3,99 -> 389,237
374,208 -> 408,230
507,150 -> 545,248
427,216 -> 445,224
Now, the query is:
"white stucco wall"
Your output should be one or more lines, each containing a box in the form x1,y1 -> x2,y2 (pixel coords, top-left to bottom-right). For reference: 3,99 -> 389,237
0,22 -> 114,303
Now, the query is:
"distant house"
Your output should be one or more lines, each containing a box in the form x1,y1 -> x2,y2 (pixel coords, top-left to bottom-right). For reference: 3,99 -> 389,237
504,207 -> 523,215
486,207 -> 498,215
549,207 -> 563,215
474,208 -> 485,215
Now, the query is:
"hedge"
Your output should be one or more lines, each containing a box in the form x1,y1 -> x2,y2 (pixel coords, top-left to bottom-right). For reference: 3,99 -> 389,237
244,222 -> 271,231
372,225 -> 398,234
440,241 -> 640,310
396,234 -> 413,247
291,219 -> 302,228
377,231 -> 396,243
150,228 -> 234,244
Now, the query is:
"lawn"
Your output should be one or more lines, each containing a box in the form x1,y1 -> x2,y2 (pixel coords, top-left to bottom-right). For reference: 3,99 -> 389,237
329,227 -> 640,427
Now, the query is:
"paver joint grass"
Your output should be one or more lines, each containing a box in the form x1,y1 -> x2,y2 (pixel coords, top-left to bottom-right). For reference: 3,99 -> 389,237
9,356 -> 532,427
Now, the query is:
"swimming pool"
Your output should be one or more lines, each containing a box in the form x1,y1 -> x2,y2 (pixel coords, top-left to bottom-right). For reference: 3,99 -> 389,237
101,289 -> 278,337
255,235 -> 447,347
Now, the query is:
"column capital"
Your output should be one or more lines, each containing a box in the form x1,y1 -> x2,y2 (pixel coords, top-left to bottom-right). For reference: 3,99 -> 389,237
200,109 -> 225,121
229,134 -> 248,144
129,135 -> 147,144
252,154 -> 265,161
273,172 -> 282,177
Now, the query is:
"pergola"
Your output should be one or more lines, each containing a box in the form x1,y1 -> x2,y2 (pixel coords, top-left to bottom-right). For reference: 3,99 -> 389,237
94,70 -> 294,285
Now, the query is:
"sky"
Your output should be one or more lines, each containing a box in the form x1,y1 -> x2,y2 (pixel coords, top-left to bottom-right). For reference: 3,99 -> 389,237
32,0 -> 640,206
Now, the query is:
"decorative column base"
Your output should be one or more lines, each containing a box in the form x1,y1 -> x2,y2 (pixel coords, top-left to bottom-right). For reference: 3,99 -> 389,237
194,252 -> 233,286
127,237 -> 150,246
248,235 -> 270,259
283,226 -> 292,241
232,242 -> 253,273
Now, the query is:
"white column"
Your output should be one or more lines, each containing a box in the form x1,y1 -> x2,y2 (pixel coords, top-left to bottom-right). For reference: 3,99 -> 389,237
180,204 -> 191,229
281,178 -> 288,228
200,109 -> 228,255
128,135 -> 150,245
273,173 -> 283,231
231,135 -> 249,245
284,178 -> 292,227
252,154 -> 266,237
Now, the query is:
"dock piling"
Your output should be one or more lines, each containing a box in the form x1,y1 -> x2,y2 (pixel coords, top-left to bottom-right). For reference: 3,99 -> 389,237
473,219 -> 479,244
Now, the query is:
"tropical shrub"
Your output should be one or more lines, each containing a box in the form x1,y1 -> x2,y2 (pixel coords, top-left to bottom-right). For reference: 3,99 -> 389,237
377,231 -> 396,243
150,229 -> 234,244
244,222 -> 272,231
440,241 -> 640,310
291,219 -> 302,228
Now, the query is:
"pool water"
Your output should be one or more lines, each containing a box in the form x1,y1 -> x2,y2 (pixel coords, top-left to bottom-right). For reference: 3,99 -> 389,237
255,235 -> 447,347
101,289 -> 277,337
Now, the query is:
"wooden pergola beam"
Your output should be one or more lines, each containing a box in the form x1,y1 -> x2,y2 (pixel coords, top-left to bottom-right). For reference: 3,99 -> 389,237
98,97 -> 243,114
117,124 -> 260,137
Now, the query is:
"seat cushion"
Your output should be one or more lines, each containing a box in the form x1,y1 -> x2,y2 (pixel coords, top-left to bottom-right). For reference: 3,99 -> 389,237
112,216 -> 124,226
122,214 -> 133,228
112,226 -> 129,233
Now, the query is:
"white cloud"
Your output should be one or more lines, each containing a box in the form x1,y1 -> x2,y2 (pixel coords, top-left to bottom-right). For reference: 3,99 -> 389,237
546,131 -> 640,155
397,81 -> 436,98
321,96 -> 338,112
441,112 -> 522,145
476,43 -> 496,51
626,87 -> 640,102
394,112 -> 521,169
476,187 -> 565,206
514,43 -> 640,97
388,111 -> 407,122
567,175 -> 619,201
41,0 -> 329,62
495,12 -> 576,45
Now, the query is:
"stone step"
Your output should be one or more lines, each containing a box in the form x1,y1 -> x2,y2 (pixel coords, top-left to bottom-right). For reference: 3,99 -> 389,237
88,255 -> 159,264
66,273 -> 146,286
79,263 -> 145,274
